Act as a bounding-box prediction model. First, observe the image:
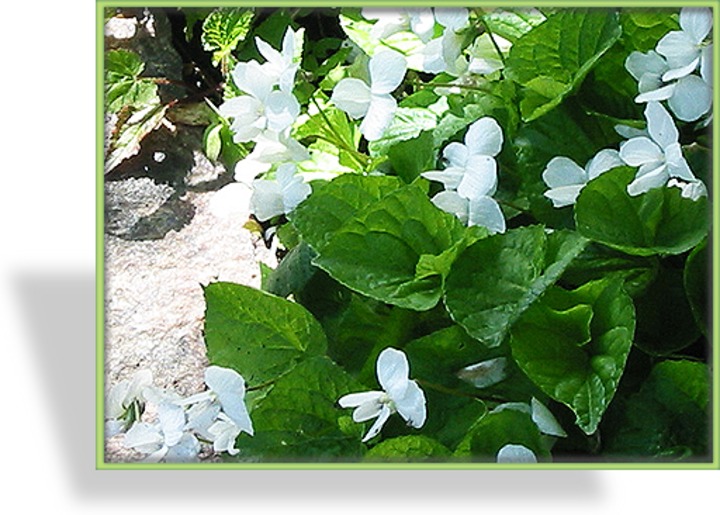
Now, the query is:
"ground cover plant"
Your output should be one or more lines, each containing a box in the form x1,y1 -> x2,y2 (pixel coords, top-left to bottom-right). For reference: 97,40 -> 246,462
103,5 -> 714,464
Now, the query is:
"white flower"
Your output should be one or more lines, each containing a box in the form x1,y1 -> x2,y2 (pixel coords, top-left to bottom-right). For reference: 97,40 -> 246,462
338,347 -> 427,443
201,365 -> 254,436
493,398 -> 567,438
234,129 -> 310,185
422,117 -> 506,233
656,8 -> 712,81
250,163 -> 312,221
496,444 -> 537,463
619,102 -> 697,196
255,27 -> 301,93
122,393 -> 199,462
207,412 -> 243,455
219,60 -> 300,143
667,177 -> 708,201
362,8 -> 435,42
331,50 -> 407,141
456,357 -> 508,388
421,8 -> 470,75
106,368 -> 153,420
542,149 -> 623,208
626,50 -> 712,122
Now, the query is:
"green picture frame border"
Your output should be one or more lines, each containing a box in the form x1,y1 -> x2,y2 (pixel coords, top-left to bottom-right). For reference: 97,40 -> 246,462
96,0 -> 720,470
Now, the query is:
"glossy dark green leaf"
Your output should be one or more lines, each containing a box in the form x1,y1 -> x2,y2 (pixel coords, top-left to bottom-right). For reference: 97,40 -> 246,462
445,226 -> 588,347
684,239 -> 709,336
240,356 -> 365,459
364,435 -> 451,461
505,9 -> 622,121
204,282 -> 327,385
510,277 -> 635,434
575,167 -> 710,256
290,174 -> 403,252
314,184 -> 466,311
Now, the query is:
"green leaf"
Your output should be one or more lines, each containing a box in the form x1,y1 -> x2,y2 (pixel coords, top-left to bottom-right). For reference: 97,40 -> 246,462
445,226 -> 589,347
482,9 -> 547,43
367,107 -> 437,157
388,131 -> 436,183
201,8 -> 254,68
684,239 -> 709,336
620,9 -> 679,53
604,360 -> 710,459
263,242 -> 318,298
105,49 -> 159,114
510,277 -> 635,434
203,123 -> 223,162
364,435 -> 451,461
290,174 -> 403,252
505,9 -> 622,121
454,408 -> 549,461
240,356 -> 365,459
314,184 -> 467,311
575,167 -> 710,256
105,104 -> 168,173
203,282 -> 327,385
633,264 -> 701,355
561,242 -> 659,297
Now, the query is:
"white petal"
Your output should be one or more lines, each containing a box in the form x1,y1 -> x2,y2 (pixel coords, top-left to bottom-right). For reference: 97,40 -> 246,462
282,179 -> 312,214
668,178 -> 707,200
360,94 -> 397,141
209,183 -> 252,219
635,82 -> 675,103
208,418 -> 241,455
586,149 -> 624,180
700,44 -> 713,84
464,117 -> 503,156
352,398 -> 384,423
664,142 -> 696,181
331,78 -> 372,119
645,101 -> 678,148
362,404 -> 392,442
468,196 -> 506,234
619,137 -> 664,167
497,444 -> 537,463
157,402 -> 186,447
265,91 -> 300,132
394,380 -> 427,428
234,157 -> 271,185
250,179 -> 285,221
668,74 -> 713,122
409,8 -> 436,41
625,50 -> 668,81
457,156 -> 497,199
377,347 -> 411,401
434,8 -> 469,31
431,191 -> 469,223
204,366 -> 253,434
531,398 -> 567,437
231,60 -> 274,100
256,37 -> 284,73
457,357 -> 509,388
421,168 -> 465,190
627,164 -> 668,196
443,142 -> 469,168
123,422 -> 163,452
542,156 -> 587,188
338,391 -> 384,408
656,31 -> 699,70
218,95 -> 260,119
680,7 -> 713,44
662,58 -> 700,81
544,185 -> 585,208
369,50 -> 408,94
421,38 -> 446,74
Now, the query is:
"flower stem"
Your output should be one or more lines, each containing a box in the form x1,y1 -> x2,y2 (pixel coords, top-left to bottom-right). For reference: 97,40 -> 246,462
308,95 -> 370,170
479,17 -> 506,66
416,378 -> 507,404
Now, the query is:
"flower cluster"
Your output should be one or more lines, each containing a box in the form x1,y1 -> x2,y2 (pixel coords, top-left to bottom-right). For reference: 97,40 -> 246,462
213,27 -> 312,223
626,7 -> 712,122
421,117 -> 507,234
106,366 -> 253,462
